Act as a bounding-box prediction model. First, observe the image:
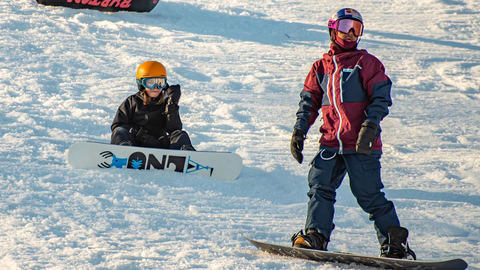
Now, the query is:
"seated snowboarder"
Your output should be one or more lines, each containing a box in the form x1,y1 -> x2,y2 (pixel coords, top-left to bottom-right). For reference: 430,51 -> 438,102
110,60 -> 195,151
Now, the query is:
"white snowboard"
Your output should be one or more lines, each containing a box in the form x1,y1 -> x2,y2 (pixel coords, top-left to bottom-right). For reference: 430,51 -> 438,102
67,141 -> 242,180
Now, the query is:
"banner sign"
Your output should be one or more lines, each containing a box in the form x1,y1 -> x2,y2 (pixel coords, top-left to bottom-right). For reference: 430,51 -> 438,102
36,0 -> 159,13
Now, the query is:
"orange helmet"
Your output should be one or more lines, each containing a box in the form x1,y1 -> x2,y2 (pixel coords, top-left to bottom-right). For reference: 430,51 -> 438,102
136,61 -> 167,80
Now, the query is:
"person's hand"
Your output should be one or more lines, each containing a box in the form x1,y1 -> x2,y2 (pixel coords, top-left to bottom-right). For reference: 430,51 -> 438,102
129,127 -> 148,142
128,127 -> 138,137
290,129 -> 306,164
356,121 -> 378,155
167,86 -> 181,105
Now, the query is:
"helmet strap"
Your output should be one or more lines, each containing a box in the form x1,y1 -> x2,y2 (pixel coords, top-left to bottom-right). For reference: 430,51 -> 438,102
137,78 -> 145,91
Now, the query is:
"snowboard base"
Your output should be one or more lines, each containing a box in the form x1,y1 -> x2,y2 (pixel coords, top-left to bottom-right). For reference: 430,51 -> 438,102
67,141 -> 242,180
244,236 -> 468,270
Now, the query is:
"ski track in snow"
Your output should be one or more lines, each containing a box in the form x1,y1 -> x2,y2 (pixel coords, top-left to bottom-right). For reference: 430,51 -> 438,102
1,0 -> 479,269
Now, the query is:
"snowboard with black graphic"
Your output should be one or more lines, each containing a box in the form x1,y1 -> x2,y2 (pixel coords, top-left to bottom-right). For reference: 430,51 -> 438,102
67,141 -> 242,180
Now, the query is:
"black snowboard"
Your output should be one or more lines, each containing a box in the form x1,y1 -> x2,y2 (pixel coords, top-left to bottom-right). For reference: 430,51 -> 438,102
245,236 -> 468,270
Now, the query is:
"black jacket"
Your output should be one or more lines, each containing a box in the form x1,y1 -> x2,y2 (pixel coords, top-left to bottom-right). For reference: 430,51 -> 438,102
111,85 -> 182,138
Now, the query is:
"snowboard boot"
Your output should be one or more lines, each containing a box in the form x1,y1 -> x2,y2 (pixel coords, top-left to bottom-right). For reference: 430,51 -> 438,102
380,226 -> 416,260
291,229 -> 328,251
180,144 -> 196,151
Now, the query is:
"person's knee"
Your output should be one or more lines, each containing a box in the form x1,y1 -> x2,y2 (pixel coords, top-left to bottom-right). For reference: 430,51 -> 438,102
169,130 -> 192,148
170,130 -> 186,137
111,126 -> 134,145
115,126 -> 127,133
307,184 -> 336,201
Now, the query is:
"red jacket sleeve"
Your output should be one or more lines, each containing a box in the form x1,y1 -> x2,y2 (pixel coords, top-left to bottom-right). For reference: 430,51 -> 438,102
360,55 -> 392,125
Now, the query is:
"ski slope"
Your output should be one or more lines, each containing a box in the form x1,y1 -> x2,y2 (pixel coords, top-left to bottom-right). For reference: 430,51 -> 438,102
1,0 -> 479,269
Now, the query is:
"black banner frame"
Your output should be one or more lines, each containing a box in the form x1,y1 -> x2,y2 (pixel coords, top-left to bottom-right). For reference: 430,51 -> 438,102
36,0 -> 159,13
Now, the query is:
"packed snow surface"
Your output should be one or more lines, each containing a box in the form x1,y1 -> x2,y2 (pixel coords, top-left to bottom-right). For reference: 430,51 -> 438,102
1,0 -> 479,269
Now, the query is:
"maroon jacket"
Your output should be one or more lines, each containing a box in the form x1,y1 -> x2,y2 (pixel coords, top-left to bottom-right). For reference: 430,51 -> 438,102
294,44 -> 392,154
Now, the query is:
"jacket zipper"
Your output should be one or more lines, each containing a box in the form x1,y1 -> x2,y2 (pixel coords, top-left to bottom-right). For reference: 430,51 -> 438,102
331,56 -> 343,154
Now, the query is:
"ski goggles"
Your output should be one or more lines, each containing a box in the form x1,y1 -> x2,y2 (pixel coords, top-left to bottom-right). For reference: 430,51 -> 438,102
329,19 -> 364,36
140,77 -> 167,90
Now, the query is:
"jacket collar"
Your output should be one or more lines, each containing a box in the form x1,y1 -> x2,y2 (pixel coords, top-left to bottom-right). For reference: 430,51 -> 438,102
327,43 -> 367,59
328,43 -> 356,55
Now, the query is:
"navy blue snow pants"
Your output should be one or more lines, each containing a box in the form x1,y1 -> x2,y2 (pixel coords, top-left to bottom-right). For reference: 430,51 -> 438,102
305,149 -> 400,245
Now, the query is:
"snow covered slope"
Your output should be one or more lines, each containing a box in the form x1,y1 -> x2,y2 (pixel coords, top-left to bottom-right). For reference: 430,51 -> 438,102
0,0 -> 479,268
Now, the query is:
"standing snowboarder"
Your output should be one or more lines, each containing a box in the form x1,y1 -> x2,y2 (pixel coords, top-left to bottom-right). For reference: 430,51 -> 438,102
290,8 -> 416,259
111,61 -> 195,151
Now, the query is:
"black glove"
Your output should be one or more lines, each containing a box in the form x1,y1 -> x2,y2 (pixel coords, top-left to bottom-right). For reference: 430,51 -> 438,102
129,127 -> 146,142
142,134 -> 164,148
129,127 -> 166,148
290,129 -> 306,164
157,136 -> 171,149
356,121 -> 378,155
128,127 -> 139,138
165,103 -> 179,115
167,86 -> 181,105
